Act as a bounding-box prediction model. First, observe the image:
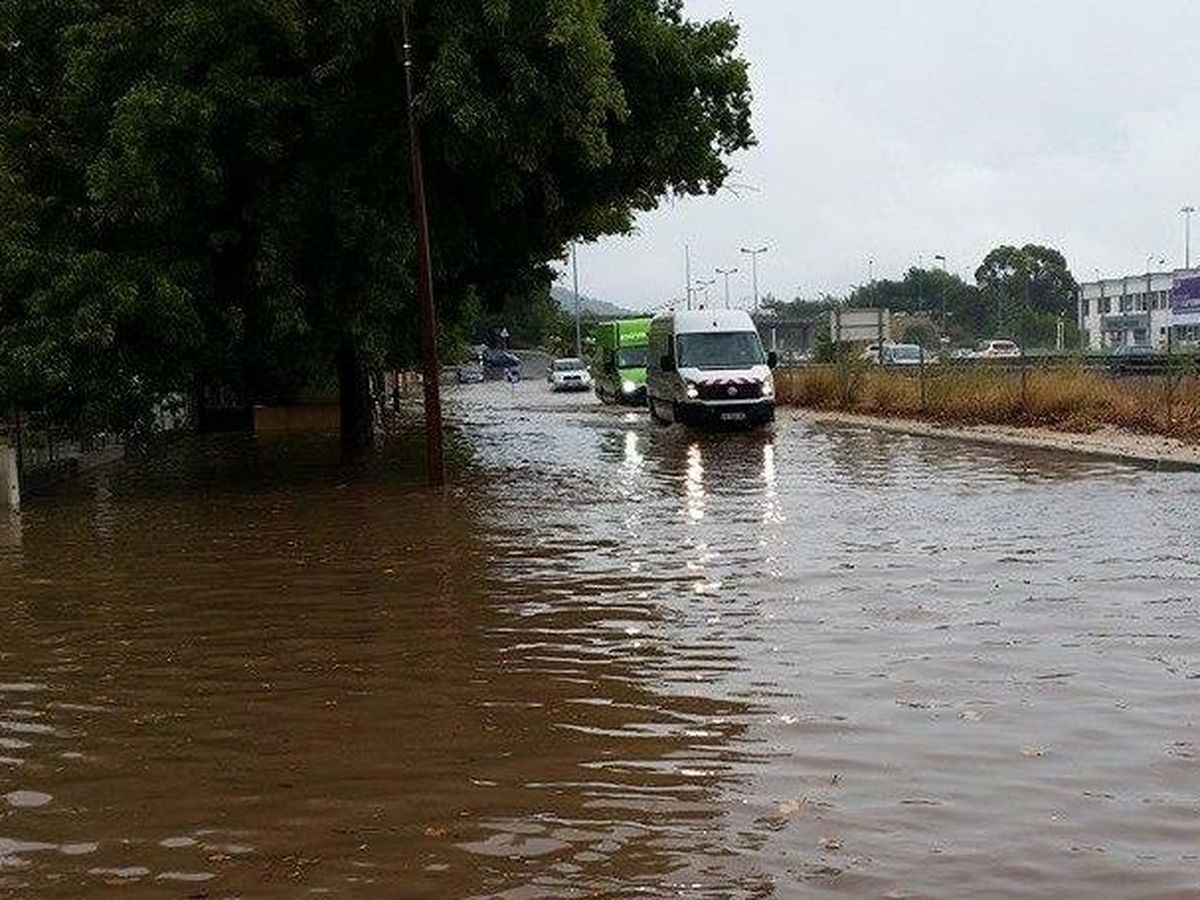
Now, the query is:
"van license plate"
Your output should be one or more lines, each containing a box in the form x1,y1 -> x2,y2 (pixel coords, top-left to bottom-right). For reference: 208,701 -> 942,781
721,411 -> 747,422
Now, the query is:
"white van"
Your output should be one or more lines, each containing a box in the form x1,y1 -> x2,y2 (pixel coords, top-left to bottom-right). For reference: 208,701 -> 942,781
646,310 -> 777,428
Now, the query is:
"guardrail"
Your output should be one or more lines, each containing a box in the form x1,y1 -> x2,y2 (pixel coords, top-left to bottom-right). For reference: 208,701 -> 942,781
778,353 -> 1200,377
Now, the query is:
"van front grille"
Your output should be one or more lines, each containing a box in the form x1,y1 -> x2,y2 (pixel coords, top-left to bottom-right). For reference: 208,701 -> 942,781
695,380 -> 763,401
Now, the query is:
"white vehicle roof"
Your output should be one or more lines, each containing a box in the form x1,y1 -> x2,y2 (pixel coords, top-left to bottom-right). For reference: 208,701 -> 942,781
656,309 -> 757,335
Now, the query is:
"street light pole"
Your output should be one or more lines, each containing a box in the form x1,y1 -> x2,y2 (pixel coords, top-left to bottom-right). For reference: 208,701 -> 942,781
715,267 -> 739,309
685,243 -> 694,311
740,246 -> 768,314
1183,206 -> 1196,270
571,242 -> 582,359
934,255 -> 947,332
696,278 -> 715,309
401,10 -> 445,488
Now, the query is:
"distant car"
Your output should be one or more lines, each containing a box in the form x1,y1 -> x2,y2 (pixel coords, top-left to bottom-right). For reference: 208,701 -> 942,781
482,348 -> 522,370
547,358 -> 593,392
862,343 -> 889,364
1109,342 -> 1157,374
879,343 -> 931,366
456,363 -> 485,384
975,339 -> 1022,359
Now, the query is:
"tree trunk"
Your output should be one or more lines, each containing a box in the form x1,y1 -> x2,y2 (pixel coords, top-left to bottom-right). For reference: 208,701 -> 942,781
337,341 -> 373,460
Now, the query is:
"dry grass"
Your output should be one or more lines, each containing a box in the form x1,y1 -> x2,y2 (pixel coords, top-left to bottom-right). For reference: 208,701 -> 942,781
776,363 -> 1200,442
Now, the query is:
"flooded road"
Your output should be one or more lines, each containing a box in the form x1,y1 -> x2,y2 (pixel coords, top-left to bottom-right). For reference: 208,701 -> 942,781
2,381 -> 1199,898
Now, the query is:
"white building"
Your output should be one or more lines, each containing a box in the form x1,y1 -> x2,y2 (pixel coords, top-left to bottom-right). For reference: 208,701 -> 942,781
1077,268 -> 1200,350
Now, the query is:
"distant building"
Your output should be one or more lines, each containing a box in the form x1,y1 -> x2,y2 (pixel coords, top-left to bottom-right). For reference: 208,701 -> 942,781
1077,268 -> 1200,349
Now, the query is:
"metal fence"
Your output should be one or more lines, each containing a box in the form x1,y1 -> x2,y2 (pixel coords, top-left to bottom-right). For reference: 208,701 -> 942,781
0,410 -> 123,479
775,355 -> 1200,439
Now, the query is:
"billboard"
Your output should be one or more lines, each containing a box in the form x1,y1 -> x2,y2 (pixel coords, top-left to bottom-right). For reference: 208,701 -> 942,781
1172,275 -> 1200,316
830,308 -> 891,343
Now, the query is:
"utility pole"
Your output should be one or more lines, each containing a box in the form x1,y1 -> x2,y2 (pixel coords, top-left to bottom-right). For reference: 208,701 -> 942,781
402,10 -> 445,488
715,267 -> 739,309
685,244 -> 694,311
1184,206 -> 1196,270
740,246 -> 768,314
571,243 -> 582,358
934,254 -> 947,332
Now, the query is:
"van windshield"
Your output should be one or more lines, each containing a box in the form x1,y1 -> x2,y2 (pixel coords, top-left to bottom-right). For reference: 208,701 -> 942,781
676,331 -> 766,370
617,347 -> 648,369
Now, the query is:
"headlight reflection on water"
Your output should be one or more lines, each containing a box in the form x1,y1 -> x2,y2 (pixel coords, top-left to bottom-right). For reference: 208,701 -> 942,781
623,430 -> 644,471
685,443 -> 705,523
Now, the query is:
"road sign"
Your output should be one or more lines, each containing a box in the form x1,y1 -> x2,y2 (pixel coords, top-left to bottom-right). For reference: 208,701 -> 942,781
831,308 -> 891,344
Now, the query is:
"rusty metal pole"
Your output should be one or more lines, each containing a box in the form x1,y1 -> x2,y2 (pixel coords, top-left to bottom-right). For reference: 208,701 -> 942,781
402,9 -> 446,488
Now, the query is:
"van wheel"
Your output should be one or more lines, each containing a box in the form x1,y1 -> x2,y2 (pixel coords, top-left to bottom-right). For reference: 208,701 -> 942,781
649,398 -> 670,425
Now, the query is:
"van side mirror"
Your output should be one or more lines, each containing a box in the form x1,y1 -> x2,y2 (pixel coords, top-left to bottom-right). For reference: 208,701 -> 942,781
660,355 -> 676,374
767,351 -> 779,369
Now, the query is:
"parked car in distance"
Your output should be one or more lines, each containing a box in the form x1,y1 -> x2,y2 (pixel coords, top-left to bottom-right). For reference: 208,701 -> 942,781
1109,342 -> 1157,374
975,339 -> 1022,359
456,362 -> 485,384
862,342 -> 888,364
482,348 -> 522,371
879,343 -> 930,366
547,358 -> 593,392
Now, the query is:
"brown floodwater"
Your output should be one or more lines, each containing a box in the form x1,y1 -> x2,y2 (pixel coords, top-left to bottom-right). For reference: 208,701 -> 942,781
1,382 -> 1199,898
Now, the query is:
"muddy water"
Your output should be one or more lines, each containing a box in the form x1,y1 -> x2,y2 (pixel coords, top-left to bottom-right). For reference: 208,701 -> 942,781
1,382 -> 1198,898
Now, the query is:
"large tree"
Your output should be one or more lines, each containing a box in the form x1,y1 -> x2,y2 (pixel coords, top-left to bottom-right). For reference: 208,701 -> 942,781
1,0 -> 753,439
975,244 -> 1079,346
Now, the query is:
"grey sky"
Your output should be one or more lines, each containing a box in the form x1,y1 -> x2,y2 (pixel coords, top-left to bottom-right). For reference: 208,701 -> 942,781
559,0 -> 1200,310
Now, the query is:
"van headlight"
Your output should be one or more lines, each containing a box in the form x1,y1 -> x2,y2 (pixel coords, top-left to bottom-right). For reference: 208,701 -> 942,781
686,382 -> 699,400
762,378 -> 775,399
621,379 -> 637,395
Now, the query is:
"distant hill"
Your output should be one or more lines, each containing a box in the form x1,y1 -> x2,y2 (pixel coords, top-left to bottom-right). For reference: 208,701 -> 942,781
551,285 -> 639,319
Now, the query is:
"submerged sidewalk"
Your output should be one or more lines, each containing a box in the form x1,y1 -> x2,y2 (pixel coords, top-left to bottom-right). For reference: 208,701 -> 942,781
799,409 -> 1200,470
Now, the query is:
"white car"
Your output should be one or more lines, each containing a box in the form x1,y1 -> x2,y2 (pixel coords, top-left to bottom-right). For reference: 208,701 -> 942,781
547,358 -> 593,392
975,339 -> 1022,359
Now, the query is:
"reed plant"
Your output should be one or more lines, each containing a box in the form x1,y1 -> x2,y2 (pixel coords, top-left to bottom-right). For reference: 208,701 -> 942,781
775,362 -> 1200,441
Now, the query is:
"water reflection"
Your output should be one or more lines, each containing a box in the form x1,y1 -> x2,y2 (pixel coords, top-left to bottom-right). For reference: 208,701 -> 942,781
623,429 -> 644,473
3,387 -> 1199,898
0,510 -> 21,557
685,443 -> 705,523
0,435 -> 771,897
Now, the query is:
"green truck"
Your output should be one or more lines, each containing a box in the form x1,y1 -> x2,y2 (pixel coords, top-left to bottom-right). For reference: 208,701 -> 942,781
592,318 -> 652,405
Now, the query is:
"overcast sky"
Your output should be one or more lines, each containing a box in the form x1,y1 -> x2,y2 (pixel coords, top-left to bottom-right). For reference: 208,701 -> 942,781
557,0 -> 1200,310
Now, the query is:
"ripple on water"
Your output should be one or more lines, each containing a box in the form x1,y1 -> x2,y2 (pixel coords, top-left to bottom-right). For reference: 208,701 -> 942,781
4,791 -> 51,808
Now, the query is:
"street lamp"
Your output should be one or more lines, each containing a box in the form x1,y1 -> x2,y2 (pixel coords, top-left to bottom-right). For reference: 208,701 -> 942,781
933,255 -> 948,331
695,278 -> 716,309
715,267 -> 739,309
740,246 -> 769,314
1183,206 -> 1196,270
571,242 -> 582,358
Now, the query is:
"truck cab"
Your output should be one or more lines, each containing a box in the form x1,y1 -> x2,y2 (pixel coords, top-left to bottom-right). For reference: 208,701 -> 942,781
592,319 -> 652,405
646,310 -> 777,429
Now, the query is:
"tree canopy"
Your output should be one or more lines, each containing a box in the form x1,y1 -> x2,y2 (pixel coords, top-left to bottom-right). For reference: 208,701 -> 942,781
1,0 -> 753,431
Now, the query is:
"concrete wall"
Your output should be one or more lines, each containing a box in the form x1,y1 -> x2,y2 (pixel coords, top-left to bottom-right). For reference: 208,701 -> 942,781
253,404 -> 342,436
